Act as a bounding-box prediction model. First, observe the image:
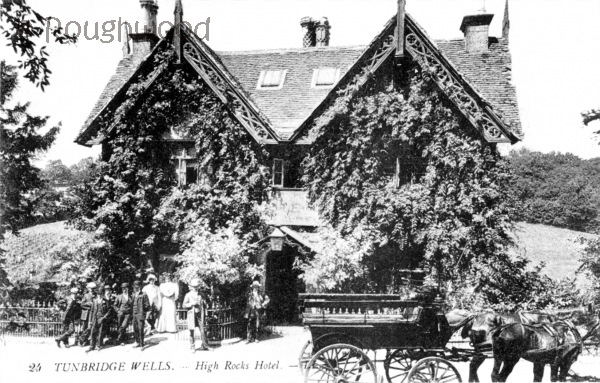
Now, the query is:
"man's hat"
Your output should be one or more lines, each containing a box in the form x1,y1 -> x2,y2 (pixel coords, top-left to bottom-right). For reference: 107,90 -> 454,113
189,279 -> 200,288
133,280 -> 142,288
70,287 -> 79,293
104,284 -> 112,291
121,282 -> 129,288
87,282 -> 97,289
145,274 -> 157,283
252,281 -> 261,288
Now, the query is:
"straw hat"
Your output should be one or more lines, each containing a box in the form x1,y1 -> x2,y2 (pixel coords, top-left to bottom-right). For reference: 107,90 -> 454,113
189,279 -> 200,288
86,282 -> 97,289
145,274 -> 157,283
252,281 -> 261,289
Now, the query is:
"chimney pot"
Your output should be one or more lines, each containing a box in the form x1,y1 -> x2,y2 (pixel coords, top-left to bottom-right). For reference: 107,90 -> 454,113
460,13 -> 494,53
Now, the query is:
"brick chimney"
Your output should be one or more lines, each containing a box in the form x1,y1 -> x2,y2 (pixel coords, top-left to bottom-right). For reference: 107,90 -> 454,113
130,0 -> 159,59
300,17 -> 330,47
315,17 -> 331,47
460,13 -> 494,53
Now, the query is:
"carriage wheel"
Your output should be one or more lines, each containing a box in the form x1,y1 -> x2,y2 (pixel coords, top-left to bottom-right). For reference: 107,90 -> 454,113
406,357 -> 462,383
384,349 -> 416,383
304,343 -> 377,383
299,340 -> 313,374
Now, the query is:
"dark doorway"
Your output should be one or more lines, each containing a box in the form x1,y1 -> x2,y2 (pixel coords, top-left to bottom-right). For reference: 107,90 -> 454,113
265,245 -> 304,324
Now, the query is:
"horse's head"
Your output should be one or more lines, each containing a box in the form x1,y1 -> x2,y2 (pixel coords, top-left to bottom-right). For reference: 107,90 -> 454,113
463,313 -> 502,347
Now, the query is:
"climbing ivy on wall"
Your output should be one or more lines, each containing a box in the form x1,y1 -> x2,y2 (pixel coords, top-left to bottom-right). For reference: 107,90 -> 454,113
70,46 -> 271,282
302,62 -> 523,300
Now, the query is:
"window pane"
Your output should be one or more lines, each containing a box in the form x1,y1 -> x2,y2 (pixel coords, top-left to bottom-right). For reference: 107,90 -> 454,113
273,159 -> 284,186
315,68 -> 337,86
186,162 -> 198,185
262,70 -> 282,87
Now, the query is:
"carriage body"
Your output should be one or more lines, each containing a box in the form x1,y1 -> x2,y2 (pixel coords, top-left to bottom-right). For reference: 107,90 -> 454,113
299,293 -> 462,383
301,293 -> 449,351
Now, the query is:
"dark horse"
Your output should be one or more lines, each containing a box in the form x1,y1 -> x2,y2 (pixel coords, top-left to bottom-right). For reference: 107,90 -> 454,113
491,321 -> 582,382
461,311 -> 557,382
461,307 -> 595,382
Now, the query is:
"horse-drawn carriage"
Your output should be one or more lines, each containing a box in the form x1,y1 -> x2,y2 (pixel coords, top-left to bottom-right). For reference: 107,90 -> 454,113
298,291 -> 595,383
298,291 -> 471,383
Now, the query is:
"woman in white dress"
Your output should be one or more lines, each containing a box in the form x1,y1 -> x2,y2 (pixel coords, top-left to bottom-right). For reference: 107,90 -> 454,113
156,273 -> 179,333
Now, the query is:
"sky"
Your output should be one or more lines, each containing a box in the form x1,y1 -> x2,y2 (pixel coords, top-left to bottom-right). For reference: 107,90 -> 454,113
2,0 -> 600,166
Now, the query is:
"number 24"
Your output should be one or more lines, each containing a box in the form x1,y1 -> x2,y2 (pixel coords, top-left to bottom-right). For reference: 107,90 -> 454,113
29,363 -> 41,372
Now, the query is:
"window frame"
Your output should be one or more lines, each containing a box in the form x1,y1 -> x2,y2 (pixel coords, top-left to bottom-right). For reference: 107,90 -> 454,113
272,158 -> 284,187
257,70 -> 288,90
311,67 -> 341,88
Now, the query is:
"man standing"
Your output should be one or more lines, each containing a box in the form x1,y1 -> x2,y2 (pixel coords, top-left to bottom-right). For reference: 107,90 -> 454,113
142,274 -> 161,335
114,282 -> 132,346
183,279 -> 210,353
245,281 -> 270,343
78,282 -> 96,347
88,285 -> 114,352
55,287 -> 81,348
132,280 -> 150,350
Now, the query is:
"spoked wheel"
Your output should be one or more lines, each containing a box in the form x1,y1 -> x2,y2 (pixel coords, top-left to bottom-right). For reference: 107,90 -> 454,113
384,349 -> 419,383
304,343 -> 377,383
299,340 -> 314,374
406,357 -> 461,383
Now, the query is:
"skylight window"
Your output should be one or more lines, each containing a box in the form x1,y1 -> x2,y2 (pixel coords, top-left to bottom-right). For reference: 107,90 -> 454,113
312,67 -> 340,88
257,70 -> 287,90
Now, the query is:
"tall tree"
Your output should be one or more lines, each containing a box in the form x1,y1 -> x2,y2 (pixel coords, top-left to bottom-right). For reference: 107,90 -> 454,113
0,61 -> 59,234
1,0 -> 76,88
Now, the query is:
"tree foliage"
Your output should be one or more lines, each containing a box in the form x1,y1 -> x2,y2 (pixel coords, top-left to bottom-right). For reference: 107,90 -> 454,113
508,148 -> 600,233
1,0 -> 77,88
1,62 -> 59,234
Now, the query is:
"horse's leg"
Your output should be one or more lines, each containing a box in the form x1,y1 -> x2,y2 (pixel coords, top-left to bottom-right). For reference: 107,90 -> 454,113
469,353 -> 486,382
491,356 -> 503,382
533,363 -> 545,382
550,363 -> 559,382
498,357 -> 520,382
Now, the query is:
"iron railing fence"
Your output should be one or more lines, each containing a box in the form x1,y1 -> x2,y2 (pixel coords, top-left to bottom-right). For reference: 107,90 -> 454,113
0,302 -> 241,342
174,306 -> 242,342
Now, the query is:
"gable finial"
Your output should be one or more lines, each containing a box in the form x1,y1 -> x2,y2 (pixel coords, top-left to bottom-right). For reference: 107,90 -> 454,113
395,0 -> 406,60
174,0 -> 184,63
502,0 -> 510,41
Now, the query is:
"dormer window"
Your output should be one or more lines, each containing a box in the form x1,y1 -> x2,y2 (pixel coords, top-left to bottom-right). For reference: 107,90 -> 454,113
257,70 -> 287,89
311,67 -> 340,88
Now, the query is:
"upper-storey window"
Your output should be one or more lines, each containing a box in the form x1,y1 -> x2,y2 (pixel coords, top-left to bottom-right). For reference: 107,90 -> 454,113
273,159 -> 284,187
257,70 -> 287,90
312,67 -> 340,88
383,144 -> 427,187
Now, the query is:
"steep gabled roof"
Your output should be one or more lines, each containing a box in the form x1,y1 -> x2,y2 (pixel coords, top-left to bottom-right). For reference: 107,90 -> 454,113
437,38 -> 522,138
75,11 -> 522,146
219,46 -> 364,139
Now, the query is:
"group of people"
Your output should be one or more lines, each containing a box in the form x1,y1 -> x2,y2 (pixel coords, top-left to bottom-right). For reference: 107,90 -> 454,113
54,275 -> 271,353
54,273 -> 181,351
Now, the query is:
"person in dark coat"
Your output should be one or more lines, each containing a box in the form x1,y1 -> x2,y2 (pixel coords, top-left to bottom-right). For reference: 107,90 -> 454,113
78,282 -> 97,347
88,285 -> 115,352
113,282 -> 133,346
131,280 -> 150,350
55,287 -> 81,348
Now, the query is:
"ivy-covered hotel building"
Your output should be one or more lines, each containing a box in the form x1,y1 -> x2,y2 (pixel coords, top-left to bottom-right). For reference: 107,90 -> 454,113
75,0 -> 522,322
